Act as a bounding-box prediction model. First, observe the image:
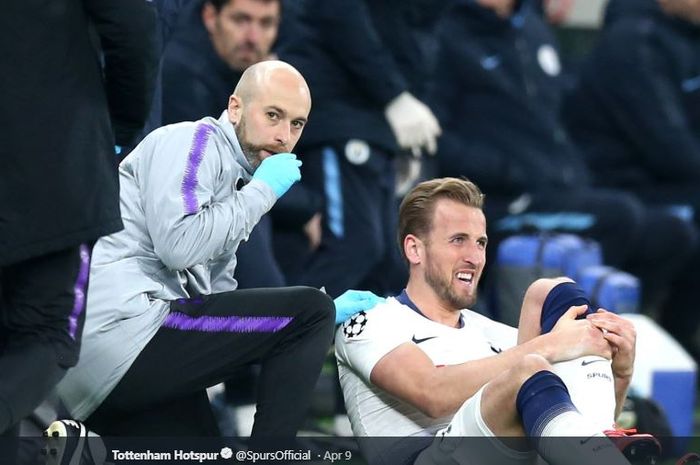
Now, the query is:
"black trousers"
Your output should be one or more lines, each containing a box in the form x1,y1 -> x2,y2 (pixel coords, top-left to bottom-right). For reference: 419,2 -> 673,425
230,216 -> 288,405
85,286 -> 335,440
0,244 -> 92,433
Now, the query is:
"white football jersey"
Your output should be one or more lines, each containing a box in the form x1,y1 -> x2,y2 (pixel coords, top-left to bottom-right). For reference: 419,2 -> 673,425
335,291 -> 518,438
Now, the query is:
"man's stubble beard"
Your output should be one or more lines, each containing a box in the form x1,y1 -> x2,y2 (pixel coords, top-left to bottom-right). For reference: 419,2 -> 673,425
424,255 -> 477,310
234,118 -> 262,169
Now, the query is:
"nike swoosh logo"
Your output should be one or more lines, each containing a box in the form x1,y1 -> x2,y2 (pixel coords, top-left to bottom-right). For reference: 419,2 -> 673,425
412,335 -> 437,344
580,434 -> 597,445
490,345 -> 502,354
581,359 -> 607,367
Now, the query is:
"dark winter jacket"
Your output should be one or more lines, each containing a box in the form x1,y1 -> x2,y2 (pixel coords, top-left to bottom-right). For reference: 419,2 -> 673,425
433,0 -> 588,197
161,0 -> 242,125
278,0 -> 450,151
562,0 -> 700,188
0,0 -> 158,265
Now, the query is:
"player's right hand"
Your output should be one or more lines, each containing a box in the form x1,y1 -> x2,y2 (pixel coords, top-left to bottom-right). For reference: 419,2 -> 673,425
252,152 -> 302,198
550,305 -> 612,362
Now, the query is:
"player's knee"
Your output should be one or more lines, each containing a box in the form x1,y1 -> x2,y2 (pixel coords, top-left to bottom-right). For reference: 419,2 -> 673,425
524,277 -> 573,310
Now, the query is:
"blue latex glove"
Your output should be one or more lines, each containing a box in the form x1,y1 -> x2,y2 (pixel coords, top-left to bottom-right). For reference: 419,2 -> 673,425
333,290 -> 385,325
252,153 -> 302,198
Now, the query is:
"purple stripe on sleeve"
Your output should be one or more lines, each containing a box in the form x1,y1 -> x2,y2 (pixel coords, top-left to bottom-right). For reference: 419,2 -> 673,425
181,123 -> 214,215
162,312 -> 294,333
68,243 -> 91,340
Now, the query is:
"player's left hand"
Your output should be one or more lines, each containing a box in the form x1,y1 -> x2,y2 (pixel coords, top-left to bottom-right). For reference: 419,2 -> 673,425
586,309 -> 636,379
334,290 -> 385,325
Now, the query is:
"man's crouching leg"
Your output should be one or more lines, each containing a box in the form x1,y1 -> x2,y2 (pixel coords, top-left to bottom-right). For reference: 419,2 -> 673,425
250,286 -> 335,444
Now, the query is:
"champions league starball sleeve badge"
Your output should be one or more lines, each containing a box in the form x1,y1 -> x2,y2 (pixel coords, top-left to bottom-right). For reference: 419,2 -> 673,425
343,311 -> 368,338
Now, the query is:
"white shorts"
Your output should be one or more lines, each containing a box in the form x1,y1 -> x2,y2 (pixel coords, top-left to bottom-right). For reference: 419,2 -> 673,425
414,386 -> 537,465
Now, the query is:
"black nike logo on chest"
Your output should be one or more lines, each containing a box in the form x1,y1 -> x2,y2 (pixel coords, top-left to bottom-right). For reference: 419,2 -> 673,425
412,335 -> 437,344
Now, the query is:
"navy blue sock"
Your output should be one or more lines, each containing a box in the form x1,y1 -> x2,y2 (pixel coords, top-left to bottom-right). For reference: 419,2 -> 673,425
540,282 -> 596,334
516,370 -> 577,437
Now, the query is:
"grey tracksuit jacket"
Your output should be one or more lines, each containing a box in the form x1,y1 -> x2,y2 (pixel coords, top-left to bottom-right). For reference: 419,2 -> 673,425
57,111 -> 276,419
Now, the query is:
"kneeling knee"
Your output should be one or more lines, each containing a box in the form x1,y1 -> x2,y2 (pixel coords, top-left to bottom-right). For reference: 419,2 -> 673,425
288,286 -> 335,326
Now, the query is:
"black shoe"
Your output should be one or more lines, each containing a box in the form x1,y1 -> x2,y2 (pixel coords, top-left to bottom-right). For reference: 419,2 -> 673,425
42,420 -> 106,465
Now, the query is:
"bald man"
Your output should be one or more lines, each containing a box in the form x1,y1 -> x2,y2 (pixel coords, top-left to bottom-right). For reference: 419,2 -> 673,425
53,61 -> 338,440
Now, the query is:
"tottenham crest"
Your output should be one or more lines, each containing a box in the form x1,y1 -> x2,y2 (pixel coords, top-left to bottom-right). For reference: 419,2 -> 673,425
343,311 -> 368,338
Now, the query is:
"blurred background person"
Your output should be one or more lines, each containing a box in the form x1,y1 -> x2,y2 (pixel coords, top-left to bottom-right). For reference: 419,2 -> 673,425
0,0 -> 157,443
563,0 -> 700,359
162,0 -> 279,125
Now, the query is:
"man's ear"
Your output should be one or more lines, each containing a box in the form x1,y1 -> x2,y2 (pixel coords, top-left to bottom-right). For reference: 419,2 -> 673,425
228,94 -> 242,125
404,234 -> 423,265
201,3 -> 217,35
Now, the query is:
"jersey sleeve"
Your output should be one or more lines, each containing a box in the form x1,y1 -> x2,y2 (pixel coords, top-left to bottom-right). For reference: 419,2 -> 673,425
335,301 -> 412,381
